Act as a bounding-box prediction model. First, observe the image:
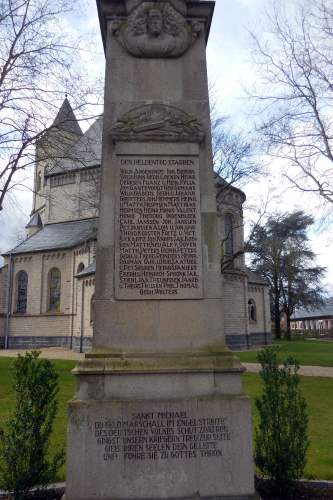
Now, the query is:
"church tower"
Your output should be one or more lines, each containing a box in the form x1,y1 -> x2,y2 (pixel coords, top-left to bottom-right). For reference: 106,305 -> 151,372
29,98 -> 83,232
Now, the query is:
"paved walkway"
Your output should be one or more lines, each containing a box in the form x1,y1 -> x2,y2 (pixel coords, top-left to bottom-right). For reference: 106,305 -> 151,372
0,347 -> 84,361
243,362 -> 333,378
0,349 -> 333,377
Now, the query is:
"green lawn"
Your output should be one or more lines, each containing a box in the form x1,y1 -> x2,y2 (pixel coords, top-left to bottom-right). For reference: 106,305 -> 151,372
237,339 -> 333,367
0,357 -> 333,480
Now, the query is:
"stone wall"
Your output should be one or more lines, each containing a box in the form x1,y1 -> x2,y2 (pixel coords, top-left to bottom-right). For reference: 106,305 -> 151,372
0,242 -> 97,349
247,282 -> 271,347
47,169 -> 99,224
3,249 -> 74,342
222,273 -> 272,350
0,265 -> 8,318
218,207 -> 245,272
73,275 -> 94,351
48,178 -> 79,223
32,126 -> 84,222
248,283 -> 270,335
72,335 -> 92,352
8,313 -> 71,337
222,271 -> 249,349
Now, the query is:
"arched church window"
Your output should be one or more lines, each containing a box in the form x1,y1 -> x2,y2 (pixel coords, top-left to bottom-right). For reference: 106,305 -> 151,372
90,294 -> 95,323
224,213 -> 234,257
248,299 -> 257,322
16,271 -> 28,313
77,262 -> 85,274
48,268 -> 61,311
36,171 -> 42,192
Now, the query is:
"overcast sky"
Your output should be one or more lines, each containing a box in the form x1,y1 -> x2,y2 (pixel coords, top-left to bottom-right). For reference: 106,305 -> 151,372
1,0 -> 332,293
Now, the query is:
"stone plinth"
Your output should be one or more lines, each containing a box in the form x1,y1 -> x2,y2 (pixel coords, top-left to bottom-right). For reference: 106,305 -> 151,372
65,351 -> 257,500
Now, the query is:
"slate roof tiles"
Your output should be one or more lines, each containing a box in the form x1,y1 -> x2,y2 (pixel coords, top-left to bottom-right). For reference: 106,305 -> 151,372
3,218 -> 98,255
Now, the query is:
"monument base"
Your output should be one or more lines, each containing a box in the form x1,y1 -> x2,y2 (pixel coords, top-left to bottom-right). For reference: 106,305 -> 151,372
64,352 -> 257,500
63,494 -> 259,499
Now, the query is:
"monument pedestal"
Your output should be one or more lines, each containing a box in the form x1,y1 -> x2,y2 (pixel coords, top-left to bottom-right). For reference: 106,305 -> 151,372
64,0 -> 258,498
65,350 -> 257,500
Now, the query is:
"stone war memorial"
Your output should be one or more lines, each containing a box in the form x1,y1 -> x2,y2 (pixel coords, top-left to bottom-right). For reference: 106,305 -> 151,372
64,1 -> 257,499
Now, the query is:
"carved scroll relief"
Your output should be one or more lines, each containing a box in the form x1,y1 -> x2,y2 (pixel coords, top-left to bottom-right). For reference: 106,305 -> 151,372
110,104 -> 205,142
111,2 -> 202,58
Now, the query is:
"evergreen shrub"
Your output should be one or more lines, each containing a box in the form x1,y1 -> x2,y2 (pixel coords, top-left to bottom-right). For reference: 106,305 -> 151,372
0,351 -> 65,499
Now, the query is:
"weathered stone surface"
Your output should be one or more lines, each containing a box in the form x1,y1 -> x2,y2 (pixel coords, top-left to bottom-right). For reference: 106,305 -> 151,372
110,2 -> 202,58
64,1 -> 257,499
66,395 -> 254,500
110,104 -> 205,142
115,155 -> 202,300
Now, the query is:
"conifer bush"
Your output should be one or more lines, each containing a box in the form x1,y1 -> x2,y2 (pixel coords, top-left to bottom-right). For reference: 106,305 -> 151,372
0,351 -> 65,499
254,347 -> 309,493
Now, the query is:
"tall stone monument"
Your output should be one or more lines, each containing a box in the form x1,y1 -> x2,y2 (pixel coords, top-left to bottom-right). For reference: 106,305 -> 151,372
64,1 -> 257,498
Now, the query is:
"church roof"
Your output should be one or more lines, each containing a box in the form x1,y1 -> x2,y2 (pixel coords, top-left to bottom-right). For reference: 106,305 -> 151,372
3,219 -> 98,255
246,268 -> 269,286
292,297 -> 333,320
25,212 -> 43,229
76,261 -> 96,278
53,98 -> 83,137
214,173 -> 246,203
45,118 -> 102,176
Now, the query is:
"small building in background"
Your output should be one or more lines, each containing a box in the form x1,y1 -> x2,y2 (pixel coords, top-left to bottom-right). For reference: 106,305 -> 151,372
291,297 -> 333,337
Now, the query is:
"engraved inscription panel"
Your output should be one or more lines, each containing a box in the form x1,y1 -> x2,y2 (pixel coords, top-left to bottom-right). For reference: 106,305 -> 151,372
115,156 -> 202,300
68,398 -> 254,498
93,410 -> 231,463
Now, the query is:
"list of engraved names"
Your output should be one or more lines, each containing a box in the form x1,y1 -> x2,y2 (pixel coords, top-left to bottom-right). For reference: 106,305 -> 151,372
94,411 -> 231,462
116,156 -> 202,299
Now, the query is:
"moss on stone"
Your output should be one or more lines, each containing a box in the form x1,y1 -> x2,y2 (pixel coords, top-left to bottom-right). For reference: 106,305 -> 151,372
74,344 -> 243,375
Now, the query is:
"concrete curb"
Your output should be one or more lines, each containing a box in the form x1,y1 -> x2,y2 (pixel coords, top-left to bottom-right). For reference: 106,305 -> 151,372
298,479 -> 333,490
0,483 -> 65,498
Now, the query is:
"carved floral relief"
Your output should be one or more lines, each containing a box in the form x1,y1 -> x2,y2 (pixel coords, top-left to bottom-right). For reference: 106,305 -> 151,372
111,2 -> 202,58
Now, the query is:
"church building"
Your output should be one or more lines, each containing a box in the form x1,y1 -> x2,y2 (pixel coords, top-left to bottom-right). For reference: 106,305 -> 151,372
0,100 -> 271,351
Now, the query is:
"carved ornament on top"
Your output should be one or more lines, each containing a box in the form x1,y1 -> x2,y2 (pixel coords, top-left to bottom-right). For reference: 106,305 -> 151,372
110,2 -> 202,58
110,104 -> 205,142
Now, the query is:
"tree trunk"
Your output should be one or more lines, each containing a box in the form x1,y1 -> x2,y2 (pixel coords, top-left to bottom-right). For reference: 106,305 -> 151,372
274,297 -> 281,339
286,310 -> 291,340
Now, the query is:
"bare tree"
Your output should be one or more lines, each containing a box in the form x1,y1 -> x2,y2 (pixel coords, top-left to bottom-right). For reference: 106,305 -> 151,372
0,0 -> 102,211
209,86 -> 265,270
209,87 -> 262,197
250,0 -> 333,215
212,116 -> 262,193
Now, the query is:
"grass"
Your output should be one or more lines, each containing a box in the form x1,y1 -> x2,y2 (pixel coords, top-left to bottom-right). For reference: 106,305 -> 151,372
0,356 -> 333,480
237,339 -> 333,367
